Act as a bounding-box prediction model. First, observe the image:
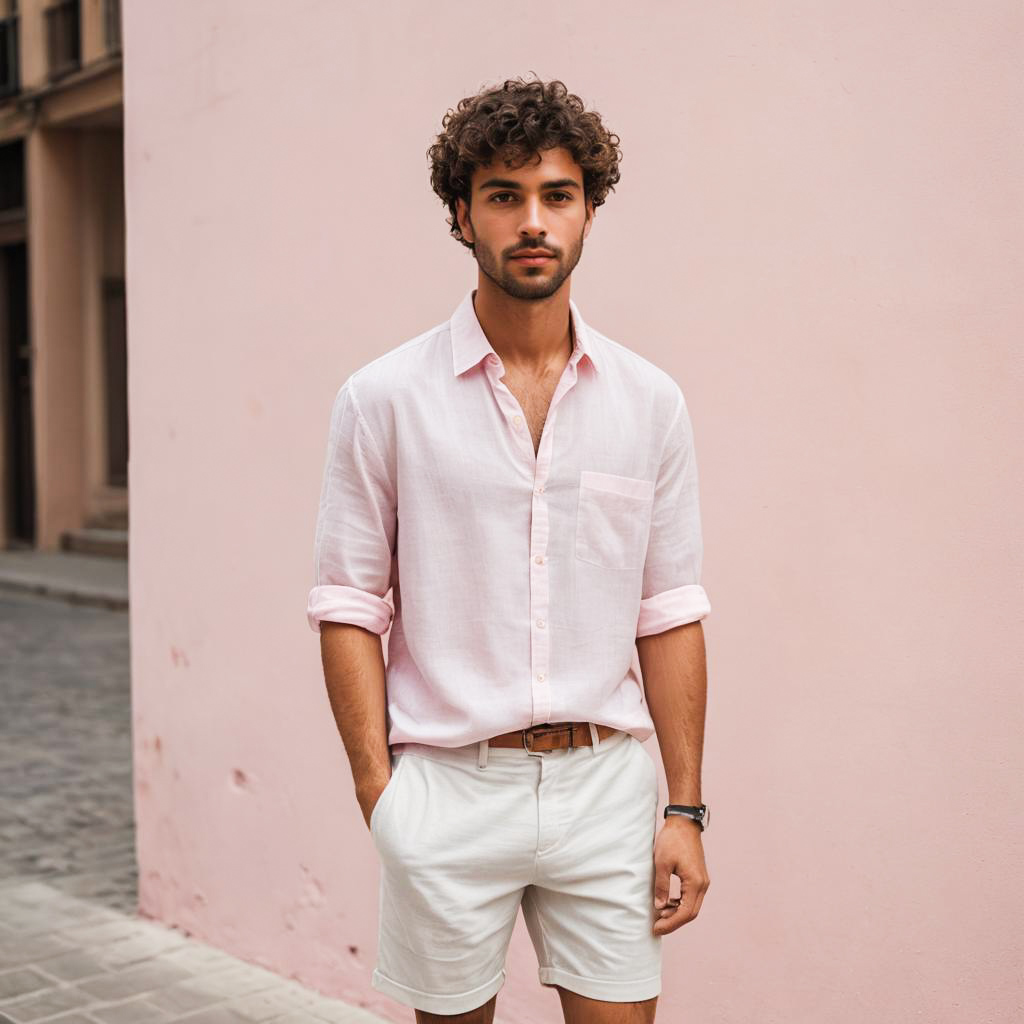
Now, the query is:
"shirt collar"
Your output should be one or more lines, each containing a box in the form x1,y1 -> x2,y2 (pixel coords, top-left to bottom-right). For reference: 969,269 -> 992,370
450,288 -> 601,377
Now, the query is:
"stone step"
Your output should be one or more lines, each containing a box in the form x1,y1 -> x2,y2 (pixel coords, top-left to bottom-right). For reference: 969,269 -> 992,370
88,508 -> 129,531
60,528 -> 128,560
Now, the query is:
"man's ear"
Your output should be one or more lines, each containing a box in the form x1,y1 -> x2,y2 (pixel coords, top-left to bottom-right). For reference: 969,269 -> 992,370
455,197 -> 474,244
583,197 -> 596,240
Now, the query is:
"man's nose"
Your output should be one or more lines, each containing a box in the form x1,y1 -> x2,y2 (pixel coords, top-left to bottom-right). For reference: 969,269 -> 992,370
517,196 -> 546,237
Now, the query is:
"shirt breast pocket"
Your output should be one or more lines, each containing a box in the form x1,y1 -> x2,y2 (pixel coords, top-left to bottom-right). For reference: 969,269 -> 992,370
575,470 -> 655,571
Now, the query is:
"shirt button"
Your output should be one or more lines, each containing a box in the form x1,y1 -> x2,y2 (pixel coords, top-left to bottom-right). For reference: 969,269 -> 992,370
535,485 -> 544,494
513,415 -> 523,428
534,555 -> 544,564
536,618 -> 545,628
537,672 -> 545,682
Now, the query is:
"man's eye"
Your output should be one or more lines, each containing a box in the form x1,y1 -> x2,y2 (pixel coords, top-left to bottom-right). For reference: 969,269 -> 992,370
489,192 -> 572,203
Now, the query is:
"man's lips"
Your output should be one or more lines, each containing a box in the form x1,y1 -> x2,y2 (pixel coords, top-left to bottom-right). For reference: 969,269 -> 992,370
510,251 -> 556,263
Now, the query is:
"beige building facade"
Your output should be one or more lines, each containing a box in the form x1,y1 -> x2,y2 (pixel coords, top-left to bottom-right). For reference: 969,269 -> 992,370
0,0 -> 125,554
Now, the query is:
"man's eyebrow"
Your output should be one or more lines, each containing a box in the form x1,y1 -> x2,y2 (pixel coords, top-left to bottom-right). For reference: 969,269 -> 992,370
477,177 -> 582,191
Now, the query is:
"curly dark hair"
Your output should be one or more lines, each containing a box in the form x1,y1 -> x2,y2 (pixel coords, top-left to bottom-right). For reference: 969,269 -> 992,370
427,75 -> 622,251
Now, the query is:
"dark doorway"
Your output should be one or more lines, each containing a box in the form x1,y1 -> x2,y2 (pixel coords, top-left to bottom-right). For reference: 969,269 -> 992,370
102,276 -> 127,487
1,240 -> 34,545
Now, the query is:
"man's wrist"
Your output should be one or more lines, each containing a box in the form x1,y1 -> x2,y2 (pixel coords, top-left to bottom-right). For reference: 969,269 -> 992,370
355,764 -> 391,798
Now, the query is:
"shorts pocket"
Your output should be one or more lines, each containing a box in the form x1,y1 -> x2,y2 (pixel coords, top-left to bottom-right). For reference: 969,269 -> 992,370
369,752 -> 407,838
634,739 -> 658,791
628,740 -> 660,834
576,470 -> 655,570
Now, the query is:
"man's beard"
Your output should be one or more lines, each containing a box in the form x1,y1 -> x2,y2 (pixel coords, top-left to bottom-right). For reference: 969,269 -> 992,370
470,223 -> 585,301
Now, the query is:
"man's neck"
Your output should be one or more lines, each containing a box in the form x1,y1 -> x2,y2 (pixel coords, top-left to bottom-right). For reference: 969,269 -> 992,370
472,279 -> 574,377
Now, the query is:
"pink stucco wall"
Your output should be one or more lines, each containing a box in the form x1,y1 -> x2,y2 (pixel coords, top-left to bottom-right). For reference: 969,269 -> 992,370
123,3 -> 1023,1021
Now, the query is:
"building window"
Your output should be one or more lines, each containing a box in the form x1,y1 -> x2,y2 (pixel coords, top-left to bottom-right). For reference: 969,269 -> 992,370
0,1 -> 18,98
45,0 -> 80,82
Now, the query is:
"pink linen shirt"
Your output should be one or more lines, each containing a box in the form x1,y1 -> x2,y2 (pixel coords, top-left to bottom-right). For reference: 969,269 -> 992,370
307,288 -> 710,748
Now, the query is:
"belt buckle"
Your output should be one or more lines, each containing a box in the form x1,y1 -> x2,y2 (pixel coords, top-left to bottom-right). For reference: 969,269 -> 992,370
522,723 -> 575,753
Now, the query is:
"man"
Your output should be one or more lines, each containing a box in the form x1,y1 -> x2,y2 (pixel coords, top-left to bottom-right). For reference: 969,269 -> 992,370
308,76 -> 711,1024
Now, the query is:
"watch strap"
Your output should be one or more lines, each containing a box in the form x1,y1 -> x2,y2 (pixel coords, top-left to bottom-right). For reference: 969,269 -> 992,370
664,803 -> 709,831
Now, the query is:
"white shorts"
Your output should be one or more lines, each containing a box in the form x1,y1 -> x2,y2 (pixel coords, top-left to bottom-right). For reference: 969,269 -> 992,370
368,726 -> 662,1015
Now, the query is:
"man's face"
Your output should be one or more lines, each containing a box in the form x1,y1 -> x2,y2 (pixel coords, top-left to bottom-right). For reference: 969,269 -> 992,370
456,146 -> 594,301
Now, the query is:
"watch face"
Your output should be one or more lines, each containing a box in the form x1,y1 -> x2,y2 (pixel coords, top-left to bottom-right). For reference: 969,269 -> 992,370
703,805 -> 710,829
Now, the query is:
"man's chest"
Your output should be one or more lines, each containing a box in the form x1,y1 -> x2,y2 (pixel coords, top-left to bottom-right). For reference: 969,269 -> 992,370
502,371 -> 561,456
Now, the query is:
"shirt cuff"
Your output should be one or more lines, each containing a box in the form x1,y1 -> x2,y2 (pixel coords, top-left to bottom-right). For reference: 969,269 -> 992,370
635,583 -> 710,638
307,584 -> 394,635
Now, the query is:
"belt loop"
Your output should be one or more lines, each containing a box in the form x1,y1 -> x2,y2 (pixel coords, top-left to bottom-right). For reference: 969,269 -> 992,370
588,722 -> 600,757
477,739 -> 489,770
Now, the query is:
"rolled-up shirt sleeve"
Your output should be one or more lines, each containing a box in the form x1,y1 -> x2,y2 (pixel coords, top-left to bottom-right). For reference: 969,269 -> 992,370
307,376 -> 396,635
636,386 -> 711,638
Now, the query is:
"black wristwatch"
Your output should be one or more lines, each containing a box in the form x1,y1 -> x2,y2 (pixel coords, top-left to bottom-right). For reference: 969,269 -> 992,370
664,803 -> 709,831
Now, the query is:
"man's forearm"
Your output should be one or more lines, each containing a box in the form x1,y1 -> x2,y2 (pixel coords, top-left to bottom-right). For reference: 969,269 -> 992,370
320,622 -> 392,800
636,620 -> 707,804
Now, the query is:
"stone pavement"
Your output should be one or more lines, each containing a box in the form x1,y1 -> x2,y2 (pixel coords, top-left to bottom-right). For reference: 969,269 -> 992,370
0,586 -> 386,1024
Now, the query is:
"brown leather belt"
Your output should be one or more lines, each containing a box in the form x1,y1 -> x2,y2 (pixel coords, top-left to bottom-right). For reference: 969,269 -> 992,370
485,721 -> 620,752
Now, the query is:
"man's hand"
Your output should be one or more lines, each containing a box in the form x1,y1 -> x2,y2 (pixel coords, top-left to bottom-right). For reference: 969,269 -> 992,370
652,816 -> 710,935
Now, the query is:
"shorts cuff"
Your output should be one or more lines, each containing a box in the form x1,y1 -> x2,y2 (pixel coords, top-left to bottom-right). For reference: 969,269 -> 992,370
538,964 -> 661,1002
371,965 -> 506,1015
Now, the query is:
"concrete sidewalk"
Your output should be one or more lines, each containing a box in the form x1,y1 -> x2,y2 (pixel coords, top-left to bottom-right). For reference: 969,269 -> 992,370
0,551 -> 128,612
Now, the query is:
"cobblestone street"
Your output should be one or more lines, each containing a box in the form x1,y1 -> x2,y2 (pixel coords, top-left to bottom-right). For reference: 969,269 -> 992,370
0,587 -> 384,1024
